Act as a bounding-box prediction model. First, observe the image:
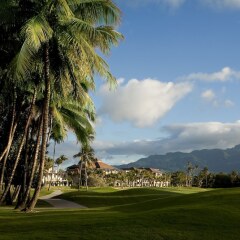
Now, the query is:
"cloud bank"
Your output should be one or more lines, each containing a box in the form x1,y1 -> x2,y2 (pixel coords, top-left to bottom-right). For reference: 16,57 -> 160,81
93,121 -> 240,158
98,78 -> 192,127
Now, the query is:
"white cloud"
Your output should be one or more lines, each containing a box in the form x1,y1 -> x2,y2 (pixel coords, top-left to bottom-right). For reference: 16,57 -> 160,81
98,78 -> 192,127
201,89 -> 216,101
163,0 -> 186,8
201,89 -> 235,108
93,121 -> 240,160
224,99 -> 235,107
182,67 -> 240,82
203,0 -> 240,9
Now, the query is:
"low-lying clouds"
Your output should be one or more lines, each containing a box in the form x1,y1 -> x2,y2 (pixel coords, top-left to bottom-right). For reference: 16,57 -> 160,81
98,78 -> 192,127
52,122 -> 240,166
93,121 -> 240,159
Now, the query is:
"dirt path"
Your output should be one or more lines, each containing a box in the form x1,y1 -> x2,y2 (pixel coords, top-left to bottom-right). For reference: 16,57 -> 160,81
40,190 -> 87,209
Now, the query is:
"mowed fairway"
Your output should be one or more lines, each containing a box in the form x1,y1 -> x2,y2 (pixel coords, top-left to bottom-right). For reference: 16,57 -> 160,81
0,187 -> 240,240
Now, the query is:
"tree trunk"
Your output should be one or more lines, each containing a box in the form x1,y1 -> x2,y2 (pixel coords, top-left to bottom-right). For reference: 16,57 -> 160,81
12,185 -> 21,202
85,166 -> 88,191
25,43 -> 51,212
0,146 -> 11,190
0,122 -> 18,189
21,119 -> 43,209
48,141 -> 56,191
0,90 -> 17,162
78,160 -> 83,191
15,128 -> 30,210
0,90 -> 37,205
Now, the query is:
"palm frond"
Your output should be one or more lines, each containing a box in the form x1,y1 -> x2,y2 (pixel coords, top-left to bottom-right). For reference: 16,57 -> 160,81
72,0 -> 122,25
94,26 -> 124,54
12,14 -> 53,80
54,0 -> 74,18
21,14 -> 53,50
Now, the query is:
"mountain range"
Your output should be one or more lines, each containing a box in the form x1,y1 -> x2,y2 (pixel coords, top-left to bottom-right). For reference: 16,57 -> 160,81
117,145 -> 240,172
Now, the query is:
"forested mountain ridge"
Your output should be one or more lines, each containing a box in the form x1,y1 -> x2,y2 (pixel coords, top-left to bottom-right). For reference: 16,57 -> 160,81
117,145 -> 240,172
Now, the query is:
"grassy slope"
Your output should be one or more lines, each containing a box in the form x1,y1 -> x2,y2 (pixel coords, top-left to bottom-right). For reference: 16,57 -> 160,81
0,187 -> 240,240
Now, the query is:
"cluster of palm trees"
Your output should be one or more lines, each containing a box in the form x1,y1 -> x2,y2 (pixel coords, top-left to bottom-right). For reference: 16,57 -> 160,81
0,0 -> 123,211
73,145 -> 96,191
105,169 -> 171,188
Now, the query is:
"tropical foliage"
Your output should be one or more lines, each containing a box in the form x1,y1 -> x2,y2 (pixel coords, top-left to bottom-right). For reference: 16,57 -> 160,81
0,0 -> 123,211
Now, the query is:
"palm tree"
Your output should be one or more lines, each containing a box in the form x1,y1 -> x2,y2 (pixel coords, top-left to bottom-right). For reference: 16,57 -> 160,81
0,89 -> 37,204
74,145 -> 95,191
55,155 -> 68,170
55,155 -> 68,184
0,0 -> 123,211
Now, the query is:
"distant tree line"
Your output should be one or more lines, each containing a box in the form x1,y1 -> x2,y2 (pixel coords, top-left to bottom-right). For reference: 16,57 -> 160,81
88,162 -> 240,189
171,163 -> 240,188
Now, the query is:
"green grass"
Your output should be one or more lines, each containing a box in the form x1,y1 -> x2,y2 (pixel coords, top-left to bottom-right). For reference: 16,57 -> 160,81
0,187 -> 240,240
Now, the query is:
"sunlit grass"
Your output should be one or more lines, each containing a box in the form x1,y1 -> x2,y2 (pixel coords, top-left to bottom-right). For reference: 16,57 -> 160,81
0,187 -> 240,240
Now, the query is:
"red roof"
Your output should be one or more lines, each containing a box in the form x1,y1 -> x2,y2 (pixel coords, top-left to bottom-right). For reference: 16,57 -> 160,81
94,160 -> 116,170
67,160 -> 116,171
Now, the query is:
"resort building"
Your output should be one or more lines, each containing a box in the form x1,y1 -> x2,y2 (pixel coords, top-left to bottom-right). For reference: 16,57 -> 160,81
66,161 -> 170,188
116,167 -> 170,188
67,159 -> 119,186
42,168 -> 69,186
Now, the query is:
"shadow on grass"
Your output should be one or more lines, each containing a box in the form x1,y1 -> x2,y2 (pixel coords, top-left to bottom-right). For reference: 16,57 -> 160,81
59,187 -> 240,213
59,188 -> 187,209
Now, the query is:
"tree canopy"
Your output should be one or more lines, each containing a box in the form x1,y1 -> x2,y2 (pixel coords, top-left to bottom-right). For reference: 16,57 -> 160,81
0,0 -> 123,211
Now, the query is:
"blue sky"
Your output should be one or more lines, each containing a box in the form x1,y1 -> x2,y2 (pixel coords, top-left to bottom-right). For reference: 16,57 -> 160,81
54,0 -> 240,167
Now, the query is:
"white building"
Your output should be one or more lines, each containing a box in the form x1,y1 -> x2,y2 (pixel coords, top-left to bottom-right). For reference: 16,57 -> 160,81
42,168 -> 68,186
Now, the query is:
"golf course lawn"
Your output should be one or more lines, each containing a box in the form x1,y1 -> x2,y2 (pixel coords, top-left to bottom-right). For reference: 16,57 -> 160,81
0,187 -> 240,240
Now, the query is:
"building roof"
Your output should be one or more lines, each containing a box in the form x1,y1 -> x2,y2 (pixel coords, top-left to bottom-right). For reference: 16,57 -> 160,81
67,160 -> 118,171
67,164 -> 79,170
94,160 -> 116,170
145,168 -> 162,174
121,167 -> 162,173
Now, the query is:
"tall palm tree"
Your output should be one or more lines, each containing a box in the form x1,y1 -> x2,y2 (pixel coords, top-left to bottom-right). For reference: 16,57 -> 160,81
73,145 -> 95,191
55,154 -> 68,184
0,0 -> 123,211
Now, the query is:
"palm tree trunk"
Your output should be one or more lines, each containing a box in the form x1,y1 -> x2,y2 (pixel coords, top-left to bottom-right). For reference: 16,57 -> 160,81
15,128 -> 30,209
48,141 -> 56,191
12,185 -> 21,202
85,166 -> 88,191
0,90 -> 17,162
0,117 -> 18,189
0,146 -> 11,190
21,119 -> 43,209
78,160 -> 83,191
0,120 -> 18,187
25,43 -> 51,212
0,90 -> 37,204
